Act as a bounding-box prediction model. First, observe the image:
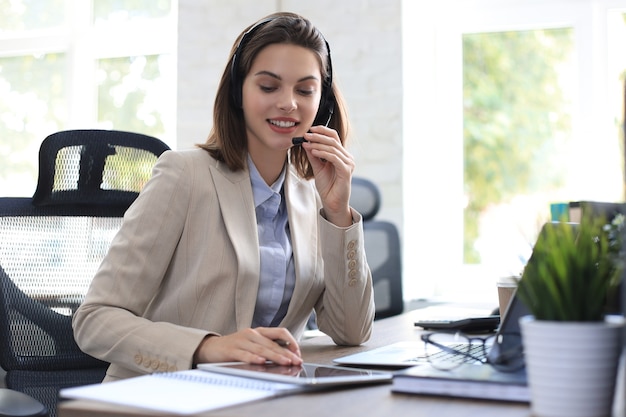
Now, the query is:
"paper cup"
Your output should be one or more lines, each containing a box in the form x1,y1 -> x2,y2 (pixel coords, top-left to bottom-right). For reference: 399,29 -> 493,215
496,276 -> 519,315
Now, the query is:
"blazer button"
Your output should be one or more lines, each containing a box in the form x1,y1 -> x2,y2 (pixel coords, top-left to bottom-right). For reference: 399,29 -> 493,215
134,354 -> 143,365
347,250 -> 356,260
348,278 -> 357,287
151,360 -> 161,371
348,269 -> 357,278
348,259 -> 357,269
159,362 -> 169,372
168,365 -> 178,372
347,240 -> 356,250
142,357 -> 152,368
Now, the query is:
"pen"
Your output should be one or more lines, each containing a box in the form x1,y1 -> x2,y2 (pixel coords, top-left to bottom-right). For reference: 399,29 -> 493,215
274,339 -> 291,347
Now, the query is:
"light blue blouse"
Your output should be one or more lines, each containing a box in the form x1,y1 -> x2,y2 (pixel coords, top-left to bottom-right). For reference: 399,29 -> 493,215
248,157 -> 296,327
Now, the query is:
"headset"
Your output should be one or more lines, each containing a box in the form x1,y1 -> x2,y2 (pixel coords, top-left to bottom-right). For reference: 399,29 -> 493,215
230,17 -> 336,127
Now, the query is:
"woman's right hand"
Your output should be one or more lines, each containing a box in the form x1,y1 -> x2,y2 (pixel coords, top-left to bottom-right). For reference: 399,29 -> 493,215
193,327 -> 302,366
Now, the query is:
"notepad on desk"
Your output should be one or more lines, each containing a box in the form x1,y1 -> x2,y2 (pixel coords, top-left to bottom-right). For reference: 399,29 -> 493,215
60,369 -> 303,415
391,364 -> 529,403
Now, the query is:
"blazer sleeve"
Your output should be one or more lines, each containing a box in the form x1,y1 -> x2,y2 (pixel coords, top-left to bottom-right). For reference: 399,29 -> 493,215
314,208 -> 375,345
72,151 -> 211,375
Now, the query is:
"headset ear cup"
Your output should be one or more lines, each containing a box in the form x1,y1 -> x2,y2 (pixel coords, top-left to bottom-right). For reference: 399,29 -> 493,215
231,76 -> 242,109
315,39 -> 335,127
314,88 -> 335,126
230,55 -> 243,108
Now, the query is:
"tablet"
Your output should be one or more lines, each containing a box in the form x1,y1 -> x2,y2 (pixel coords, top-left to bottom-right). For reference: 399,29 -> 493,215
198,362 -> 393,387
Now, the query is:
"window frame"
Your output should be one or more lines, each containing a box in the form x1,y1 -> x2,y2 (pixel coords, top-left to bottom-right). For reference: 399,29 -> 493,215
0,0 -> 177,196
402,0 -> 626,302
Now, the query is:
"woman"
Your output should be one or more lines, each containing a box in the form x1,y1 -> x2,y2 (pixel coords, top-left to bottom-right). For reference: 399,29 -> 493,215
73,11 -> 375,382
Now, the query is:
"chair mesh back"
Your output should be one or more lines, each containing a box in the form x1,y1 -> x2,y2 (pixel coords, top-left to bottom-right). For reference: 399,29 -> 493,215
1,215 -> 121,307
33,129 -> 169,207
0,129 -> 170,417
0,203 -> 121,417
0,210 -> 121,368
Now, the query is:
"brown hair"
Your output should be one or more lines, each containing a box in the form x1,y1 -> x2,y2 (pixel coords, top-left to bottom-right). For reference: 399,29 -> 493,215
197,12 -> 349,179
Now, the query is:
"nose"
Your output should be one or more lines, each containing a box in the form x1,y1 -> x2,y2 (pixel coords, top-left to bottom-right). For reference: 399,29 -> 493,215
278,90 -> 297,112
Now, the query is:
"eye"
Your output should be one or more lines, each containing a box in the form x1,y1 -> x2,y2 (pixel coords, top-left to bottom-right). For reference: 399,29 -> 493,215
260,85 -> 277,93
296,82 -> 318,97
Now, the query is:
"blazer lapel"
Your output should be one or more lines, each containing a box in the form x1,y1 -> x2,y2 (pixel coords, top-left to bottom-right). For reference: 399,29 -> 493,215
211,161 -> 259,329
283,167 -> 320,318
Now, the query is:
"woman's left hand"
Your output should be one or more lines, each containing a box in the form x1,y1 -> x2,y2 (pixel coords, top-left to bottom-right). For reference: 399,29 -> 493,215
301,125 -> 354,227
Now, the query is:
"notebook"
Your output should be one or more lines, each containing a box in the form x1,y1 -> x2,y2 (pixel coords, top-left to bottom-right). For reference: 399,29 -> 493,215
389,294 -> 529,402
391,358 -> 528,402
60,369 -> 304,415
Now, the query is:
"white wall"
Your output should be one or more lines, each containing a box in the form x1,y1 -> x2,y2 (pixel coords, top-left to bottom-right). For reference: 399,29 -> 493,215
176,0 -> 405,262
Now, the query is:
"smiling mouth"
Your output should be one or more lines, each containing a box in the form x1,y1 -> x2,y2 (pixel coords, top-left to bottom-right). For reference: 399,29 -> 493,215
269,119 -> 298,128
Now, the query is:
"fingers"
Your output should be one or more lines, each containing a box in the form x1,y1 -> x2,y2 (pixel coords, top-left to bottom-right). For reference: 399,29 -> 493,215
302,127 -> 353,167
246,327 -> 302,365
298,126 -> 353,227
197,328 -> 302,366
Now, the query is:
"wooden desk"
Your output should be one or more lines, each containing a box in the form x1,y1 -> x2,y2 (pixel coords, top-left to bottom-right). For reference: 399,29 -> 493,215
58,311 -> 531,417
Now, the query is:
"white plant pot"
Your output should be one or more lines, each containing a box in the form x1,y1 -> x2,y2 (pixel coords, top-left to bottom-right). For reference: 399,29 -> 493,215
520,315 -> 624,417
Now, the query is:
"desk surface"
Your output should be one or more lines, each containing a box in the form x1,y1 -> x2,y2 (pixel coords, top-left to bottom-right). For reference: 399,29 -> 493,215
59,311 -> 531,417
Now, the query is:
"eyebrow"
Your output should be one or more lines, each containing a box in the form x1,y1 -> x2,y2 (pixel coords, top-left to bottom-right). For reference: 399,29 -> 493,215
253,70 -> 320,83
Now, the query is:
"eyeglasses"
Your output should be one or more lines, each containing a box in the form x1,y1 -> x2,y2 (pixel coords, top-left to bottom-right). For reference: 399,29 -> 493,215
420,332 -> 525,372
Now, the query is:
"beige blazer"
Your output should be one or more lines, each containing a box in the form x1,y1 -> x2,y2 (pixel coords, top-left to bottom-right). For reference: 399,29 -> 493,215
73,149 -> 374,381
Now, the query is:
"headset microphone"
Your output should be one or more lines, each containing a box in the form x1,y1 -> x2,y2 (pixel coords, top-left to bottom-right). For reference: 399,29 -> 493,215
291,102 -> 334,146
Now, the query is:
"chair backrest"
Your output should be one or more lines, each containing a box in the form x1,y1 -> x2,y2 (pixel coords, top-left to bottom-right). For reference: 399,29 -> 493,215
349,177 -> 403,319
0,129 -> 170,417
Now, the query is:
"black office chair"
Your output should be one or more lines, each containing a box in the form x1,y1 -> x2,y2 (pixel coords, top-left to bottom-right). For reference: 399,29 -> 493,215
0,129 -> 170,417
350,177 -> 403,319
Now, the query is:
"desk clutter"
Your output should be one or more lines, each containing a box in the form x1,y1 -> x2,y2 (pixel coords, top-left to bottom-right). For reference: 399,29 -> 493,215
59,364 -> 393,415
54,312 -> 545,417
59,297 -> 533,416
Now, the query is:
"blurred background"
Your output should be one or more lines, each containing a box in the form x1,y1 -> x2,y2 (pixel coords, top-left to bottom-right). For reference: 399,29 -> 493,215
1,0 -> 625,306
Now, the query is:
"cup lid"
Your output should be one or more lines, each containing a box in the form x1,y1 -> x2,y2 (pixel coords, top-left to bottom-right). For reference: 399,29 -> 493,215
496,275 -> 520,286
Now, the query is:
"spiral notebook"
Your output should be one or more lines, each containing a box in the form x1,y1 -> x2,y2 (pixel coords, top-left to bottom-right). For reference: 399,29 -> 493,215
59,369 -> 304,415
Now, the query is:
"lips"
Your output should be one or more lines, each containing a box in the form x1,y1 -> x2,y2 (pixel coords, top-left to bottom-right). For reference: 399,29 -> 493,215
268,119 -> 297,128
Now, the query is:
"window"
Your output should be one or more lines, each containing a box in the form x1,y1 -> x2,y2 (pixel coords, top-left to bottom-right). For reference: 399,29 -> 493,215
0,0 -> 176,196
462,28 -> 576,268
403,0 -> 626,302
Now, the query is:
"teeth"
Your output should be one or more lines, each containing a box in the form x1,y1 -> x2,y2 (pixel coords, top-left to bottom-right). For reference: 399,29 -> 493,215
270,120 -> 296,128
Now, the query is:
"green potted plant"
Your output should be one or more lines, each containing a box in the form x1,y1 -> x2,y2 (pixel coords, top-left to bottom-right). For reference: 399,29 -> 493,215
516,212 -> 625,417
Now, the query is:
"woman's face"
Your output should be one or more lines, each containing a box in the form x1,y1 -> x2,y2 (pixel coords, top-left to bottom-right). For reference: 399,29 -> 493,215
242,43 -> 322,156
